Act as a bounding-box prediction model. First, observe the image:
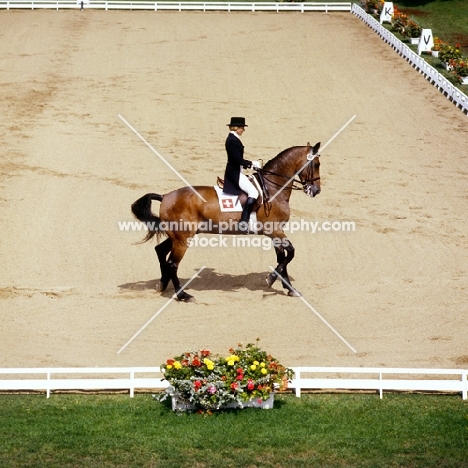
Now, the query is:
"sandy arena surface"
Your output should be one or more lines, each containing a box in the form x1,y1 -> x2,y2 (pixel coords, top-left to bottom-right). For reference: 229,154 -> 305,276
0,9 -> 467,371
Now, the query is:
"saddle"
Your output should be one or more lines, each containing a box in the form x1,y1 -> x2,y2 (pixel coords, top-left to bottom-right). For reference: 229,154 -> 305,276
216,173 -> 265,209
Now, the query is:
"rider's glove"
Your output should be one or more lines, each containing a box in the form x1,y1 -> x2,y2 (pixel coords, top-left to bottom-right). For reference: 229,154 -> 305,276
251,160 -> 260,169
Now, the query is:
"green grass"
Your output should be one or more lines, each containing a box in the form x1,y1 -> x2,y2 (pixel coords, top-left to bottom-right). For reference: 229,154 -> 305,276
1,393 -> 467,467
396,0 -> 468,55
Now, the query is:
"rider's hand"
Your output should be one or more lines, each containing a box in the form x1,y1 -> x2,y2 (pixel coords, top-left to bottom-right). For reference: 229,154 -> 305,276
251,160 -> 260,169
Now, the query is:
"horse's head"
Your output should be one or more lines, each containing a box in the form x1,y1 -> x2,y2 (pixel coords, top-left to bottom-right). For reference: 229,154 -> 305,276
299,142 -> 321,198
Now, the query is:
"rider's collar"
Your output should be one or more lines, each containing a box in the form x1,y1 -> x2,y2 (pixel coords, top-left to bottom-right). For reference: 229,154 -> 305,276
230,131 -> 242,140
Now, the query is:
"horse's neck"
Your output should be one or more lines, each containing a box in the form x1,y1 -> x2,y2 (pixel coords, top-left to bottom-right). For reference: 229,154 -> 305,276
263,147 -> 303,197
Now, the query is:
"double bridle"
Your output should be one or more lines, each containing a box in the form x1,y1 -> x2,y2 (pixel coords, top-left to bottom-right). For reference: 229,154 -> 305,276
256,149 -> 320,193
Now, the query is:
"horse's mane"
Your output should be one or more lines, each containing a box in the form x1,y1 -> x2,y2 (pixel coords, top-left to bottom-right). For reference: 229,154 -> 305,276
263,146 -> 302,171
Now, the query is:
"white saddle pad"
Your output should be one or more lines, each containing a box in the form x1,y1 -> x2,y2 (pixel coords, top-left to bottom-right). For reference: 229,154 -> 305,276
214,186 -> 243,212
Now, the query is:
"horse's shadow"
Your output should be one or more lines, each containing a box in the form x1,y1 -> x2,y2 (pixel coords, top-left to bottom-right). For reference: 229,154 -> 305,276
118,268 -> 292,297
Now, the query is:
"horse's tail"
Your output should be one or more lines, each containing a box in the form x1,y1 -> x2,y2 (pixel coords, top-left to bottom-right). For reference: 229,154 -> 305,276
131,193 -> 165,243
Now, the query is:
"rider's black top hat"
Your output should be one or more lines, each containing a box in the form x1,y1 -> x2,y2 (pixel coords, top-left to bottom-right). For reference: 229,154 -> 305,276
227,117 -> 248,127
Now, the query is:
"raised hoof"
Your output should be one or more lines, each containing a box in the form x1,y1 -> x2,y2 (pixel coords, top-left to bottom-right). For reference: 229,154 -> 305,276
156,280 -> 169,293
265,273 -> 277,288
176,291 -> 195,303
287,289 -> 302,297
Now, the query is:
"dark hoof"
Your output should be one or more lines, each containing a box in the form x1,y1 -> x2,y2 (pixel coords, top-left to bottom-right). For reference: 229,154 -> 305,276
156,280 -> 169,293
287,289 -> 302,297
176,291 -> 195,303
265,273 -> 277,288
238,222 -> 254,234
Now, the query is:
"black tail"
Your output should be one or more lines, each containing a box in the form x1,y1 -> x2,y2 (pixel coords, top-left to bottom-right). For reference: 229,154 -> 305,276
131,193 -> 164,242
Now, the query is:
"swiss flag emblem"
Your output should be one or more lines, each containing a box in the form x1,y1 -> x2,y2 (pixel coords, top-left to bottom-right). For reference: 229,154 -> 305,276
222,199 -> 234,209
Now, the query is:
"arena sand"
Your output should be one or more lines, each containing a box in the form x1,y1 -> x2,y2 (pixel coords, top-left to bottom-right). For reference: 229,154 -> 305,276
0,10 -> 467,372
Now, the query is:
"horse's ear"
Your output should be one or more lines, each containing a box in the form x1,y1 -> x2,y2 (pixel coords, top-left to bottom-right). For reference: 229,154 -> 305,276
306,142 -> 311,150
313,142 -> 321,154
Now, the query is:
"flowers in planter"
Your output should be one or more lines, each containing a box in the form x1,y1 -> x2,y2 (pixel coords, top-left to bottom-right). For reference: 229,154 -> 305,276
360,0 -> 384,15
432,37 -> 444,52
404,19 -> 422,39
438,43 -> 462,63
157,341 -> 293,412
391,8 -> 408,35
451,58 -> 468,81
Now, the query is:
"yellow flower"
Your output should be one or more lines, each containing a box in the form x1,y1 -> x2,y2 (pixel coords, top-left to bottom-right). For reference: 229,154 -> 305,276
166,364 -> 173,369
261,368 -> 267,375
253,360 -> 259,366
227,360 -> 235,366
173,361 -> 182,369
204,358 -> 214,367
260,362 -> 266,368
250,364 -> 257,371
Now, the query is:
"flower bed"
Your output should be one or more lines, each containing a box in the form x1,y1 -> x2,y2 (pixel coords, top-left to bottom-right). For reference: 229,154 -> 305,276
157,342 -> 292,412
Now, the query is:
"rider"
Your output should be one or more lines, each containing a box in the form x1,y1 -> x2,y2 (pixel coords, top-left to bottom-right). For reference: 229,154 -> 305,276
223,117 -> 260,233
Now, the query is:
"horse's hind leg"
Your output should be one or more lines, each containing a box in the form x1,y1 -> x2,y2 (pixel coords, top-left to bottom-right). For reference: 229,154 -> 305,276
167,237 -> 195,303
155,238 -> 172,292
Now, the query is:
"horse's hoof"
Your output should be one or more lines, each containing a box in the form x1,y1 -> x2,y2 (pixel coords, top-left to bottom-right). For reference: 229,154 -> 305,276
176,291 -> 195,303
156,281 -> 169,293
287,289 -> 302,297
265,273 -> 277,288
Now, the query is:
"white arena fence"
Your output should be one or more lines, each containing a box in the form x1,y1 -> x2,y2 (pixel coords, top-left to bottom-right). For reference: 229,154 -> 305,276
351,3 -> 468,116
0,0 -> 351,12
0,366 -> 467,399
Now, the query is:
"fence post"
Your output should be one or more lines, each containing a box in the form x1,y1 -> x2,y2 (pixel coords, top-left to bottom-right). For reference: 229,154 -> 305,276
47,371 -> 51,399
463,372 -> 467,400
294,369 -> 301,398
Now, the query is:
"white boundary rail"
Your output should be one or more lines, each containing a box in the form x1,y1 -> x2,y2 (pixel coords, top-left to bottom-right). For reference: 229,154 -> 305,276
1,366 -> 467,399
0,1 -> 351,12
351,3 -> 468,116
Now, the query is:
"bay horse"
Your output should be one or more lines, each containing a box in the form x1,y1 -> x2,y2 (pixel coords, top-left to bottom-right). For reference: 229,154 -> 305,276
131,142 -> 321,302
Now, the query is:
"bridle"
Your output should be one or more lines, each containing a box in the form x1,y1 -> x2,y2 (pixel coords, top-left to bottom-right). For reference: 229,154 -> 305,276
256,148 -> 320,193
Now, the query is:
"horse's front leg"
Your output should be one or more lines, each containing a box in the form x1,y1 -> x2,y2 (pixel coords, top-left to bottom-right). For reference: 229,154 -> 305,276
265,238 -> 301,297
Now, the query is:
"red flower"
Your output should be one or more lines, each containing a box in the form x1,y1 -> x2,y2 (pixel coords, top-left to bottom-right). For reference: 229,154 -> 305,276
194,380 -> 202,390
236,374 -> 243,381
200,349 -> 211,357
230,382 -> 238,390
192,357 -> 201,367
236,368 -> 243,374
247,379 -> 255,391
166,359 -> 175,366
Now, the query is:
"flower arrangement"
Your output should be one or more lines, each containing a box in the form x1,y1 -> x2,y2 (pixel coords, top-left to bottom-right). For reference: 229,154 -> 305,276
157,341 -> 293,412
360,0 -> 384,14
451,58 -> 468,79
438,43 -> 462,63
391,8 -> 408,35
404,19 -> 422,39
432,37 -> 444,52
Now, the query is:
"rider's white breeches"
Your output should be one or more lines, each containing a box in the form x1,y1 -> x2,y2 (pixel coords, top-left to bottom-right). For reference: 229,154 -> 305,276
238,172 -> 259,198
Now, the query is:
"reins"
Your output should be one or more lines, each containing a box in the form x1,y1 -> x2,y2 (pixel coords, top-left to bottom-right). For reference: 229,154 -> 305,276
256,151 -> 320,194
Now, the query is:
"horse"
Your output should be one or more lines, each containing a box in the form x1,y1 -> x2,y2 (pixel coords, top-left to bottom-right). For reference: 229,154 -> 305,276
131,141 -> 321,302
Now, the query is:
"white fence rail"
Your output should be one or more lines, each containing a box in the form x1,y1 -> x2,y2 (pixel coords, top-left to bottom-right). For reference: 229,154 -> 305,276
351,3 -> 468,116
1,366 -> 467,399
0,1 -> 352,12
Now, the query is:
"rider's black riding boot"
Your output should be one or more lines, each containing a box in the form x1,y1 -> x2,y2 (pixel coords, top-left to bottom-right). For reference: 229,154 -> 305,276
238,197 -> 256,234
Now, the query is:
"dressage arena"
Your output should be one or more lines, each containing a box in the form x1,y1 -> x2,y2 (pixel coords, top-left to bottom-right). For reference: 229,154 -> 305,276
1,9 -> 467,373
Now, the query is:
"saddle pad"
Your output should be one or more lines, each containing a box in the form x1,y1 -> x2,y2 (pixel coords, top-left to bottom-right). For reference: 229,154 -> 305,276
214,186 -> 242,212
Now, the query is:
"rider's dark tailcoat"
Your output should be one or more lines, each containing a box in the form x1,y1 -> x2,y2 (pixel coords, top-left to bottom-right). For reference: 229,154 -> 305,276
223,132 -> 253,195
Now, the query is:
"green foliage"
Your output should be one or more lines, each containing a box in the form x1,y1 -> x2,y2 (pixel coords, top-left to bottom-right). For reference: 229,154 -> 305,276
1,393 -> 467,467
